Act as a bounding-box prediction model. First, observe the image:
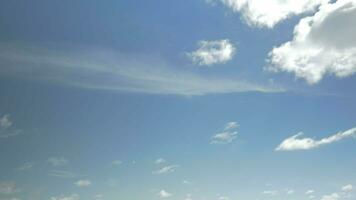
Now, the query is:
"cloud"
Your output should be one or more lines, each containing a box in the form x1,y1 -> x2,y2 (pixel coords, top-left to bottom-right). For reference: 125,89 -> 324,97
50,194 -> 79,200
74,180 -> 92,187
262,190 -> 279,196
17,162 -> 35,171
0,182 -> 19,194
111,160 -> 123,166
0,45 -> 281,96
268,0 -> 356,84
185,194 -> 192,200
341,184 -> 353,192
188,39 -> 236,66
48,170 -> 77,179
210,0 -> 327,28
153,165 -> 179,174
155,158 -> 166,164
158,190 -> 172,198
0,115 -> 21,138
306,190 -> 315,195
276,127 -> 356,151
211,121 -> 239,144
321,193 -> 340,200
218,196 -> 230,200
48,157 -> 68,167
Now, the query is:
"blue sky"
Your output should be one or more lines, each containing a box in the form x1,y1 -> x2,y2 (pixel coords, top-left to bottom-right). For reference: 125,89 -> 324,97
0,0 -> 356,200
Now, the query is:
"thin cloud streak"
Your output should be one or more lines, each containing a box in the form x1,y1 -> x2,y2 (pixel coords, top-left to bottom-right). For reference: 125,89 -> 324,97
0,44 -> 283,96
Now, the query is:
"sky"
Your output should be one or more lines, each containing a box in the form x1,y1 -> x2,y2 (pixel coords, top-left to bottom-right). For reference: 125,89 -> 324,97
0,0 -> 356,200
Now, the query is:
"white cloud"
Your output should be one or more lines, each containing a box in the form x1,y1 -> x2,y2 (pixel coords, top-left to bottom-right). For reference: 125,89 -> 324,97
0,45 -> 281,96
306,190 -> 315,195
210,0 -> 327,28
158,190 -> 172,198
218,196 -> 230,200
153,165 -> 179,174
341,184 -> 353,192
48,157 -> 68,167
188,39 -> 236,66
75,180 -> 92,187
0,182 -> 19,194
321,193 -> 340,200
17,162 -> 35,171
155,158 -> 166,164
224,122 -> 239,130
276,127 -> 356,151
262,190 -> 279,196
50,194 -> 79,200
268,0 -> 356,84
0,115 -> 21,138
211,122 -> 239,144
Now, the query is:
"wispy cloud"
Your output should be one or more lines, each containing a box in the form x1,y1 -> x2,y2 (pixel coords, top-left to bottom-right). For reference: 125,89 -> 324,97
17,162 -> 35,171
188,39 -> 235,66
0,44 -> 282,96
48,170 -> 78,179
0,114 -> 21,138
211,121 -> 239,144
276,127 -> 356,151
50,194 -> 79,200
153,165 -> 179,175
0,182 -> 19,194
48,157 -> 68,167
111,160 -> 123,166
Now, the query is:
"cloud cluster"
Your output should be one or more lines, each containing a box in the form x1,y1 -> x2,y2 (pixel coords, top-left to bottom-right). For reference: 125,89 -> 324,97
212,0 -> 327,28
276,127 -> 356,151
211,121 -> 239,144
188,39 -> 236,66
321,184 -> 353,200
17,162 -> 35,171
268,0 -> 356,84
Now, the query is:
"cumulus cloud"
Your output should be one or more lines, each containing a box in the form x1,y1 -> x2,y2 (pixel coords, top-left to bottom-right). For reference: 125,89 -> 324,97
153,165 -> 179,174
211,121 -> 239,144
17,162 -> 35,171
74,180 -> 92,187
158,190 -> 172,198
0,45 -> 281,96
268,0 -> 356,84
0,115 -> 21,138
210,0 -> 327,28
0,182 -> 19,194
321,193 -> 340,200
48,157 -> 68,167
341,184 -> 353,192
188,39 -> 235,66
276,127 -> 356,151
50,194 -> 79,200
